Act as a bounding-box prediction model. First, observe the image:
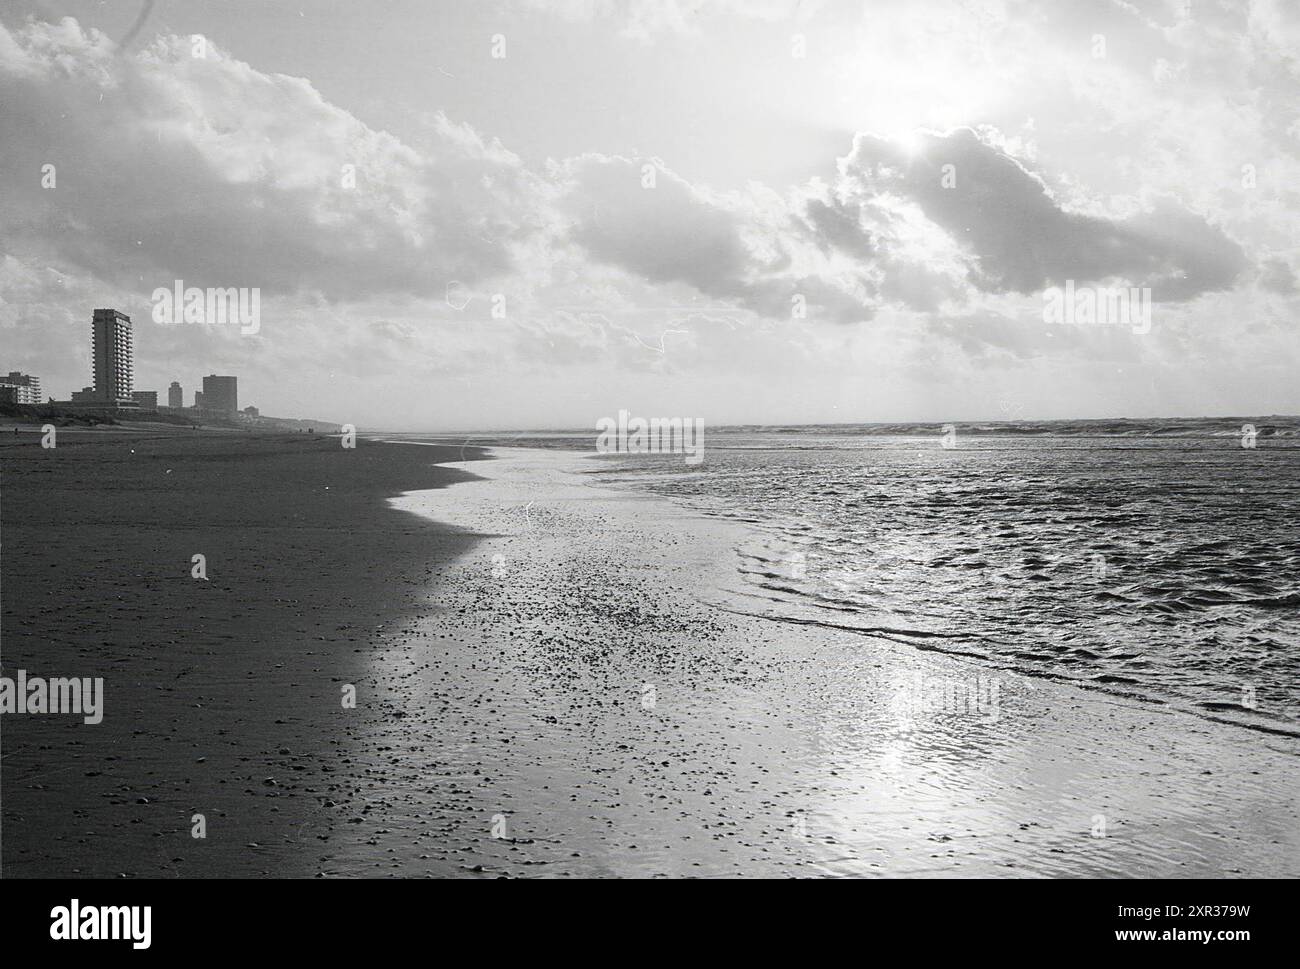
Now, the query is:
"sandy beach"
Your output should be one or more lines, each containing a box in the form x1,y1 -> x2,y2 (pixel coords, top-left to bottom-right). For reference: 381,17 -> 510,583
1,427 -> 485,877
3,432 -> 1297,878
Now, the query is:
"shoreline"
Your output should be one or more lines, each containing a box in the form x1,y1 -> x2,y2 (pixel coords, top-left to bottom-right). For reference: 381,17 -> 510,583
346,446 -> 1298,877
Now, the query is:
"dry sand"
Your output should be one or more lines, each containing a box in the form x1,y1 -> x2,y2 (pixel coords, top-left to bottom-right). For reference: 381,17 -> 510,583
1,428 -> 484,877
3,432 -> 1297,877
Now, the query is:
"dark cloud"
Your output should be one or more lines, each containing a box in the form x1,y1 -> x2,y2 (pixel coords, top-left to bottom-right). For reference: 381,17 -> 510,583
563,156 -> 752,297
843,127 -> 1247,301
562,155 -> 876,324
563,129 -> 1251,329
800,197 -> 878,259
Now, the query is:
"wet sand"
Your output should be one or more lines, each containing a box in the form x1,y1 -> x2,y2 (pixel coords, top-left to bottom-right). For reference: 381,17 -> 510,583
344,447 -> 1298,877
4,434 -> 1297,877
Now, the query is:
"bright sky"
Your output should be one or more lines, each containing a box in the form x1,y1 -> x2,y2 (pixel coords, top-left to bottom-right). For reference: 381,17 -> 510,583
2,0 -> 1297,429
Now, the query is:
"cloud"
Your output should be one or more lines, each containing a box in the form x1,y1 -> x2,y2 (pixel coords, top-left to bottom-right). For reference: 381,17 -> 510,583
556,126 -> 1254,332
561,156 -> 754,298
0,18 -> 539,301
1259,258 -> 1298,294
839,127 -> 1248,301
558,154 -> 879,323
0,17 -> 1259,343
521,0 -> 823,39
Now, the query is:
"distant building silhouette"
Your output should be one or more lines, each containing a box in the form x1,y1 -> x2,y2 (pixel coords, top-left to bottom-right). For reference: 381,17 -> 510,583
132,391 -> 158,410
92,309 -> 133,403
0,371 -> 42,404
202,374 -> 238,415
168,381 -> 183,409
